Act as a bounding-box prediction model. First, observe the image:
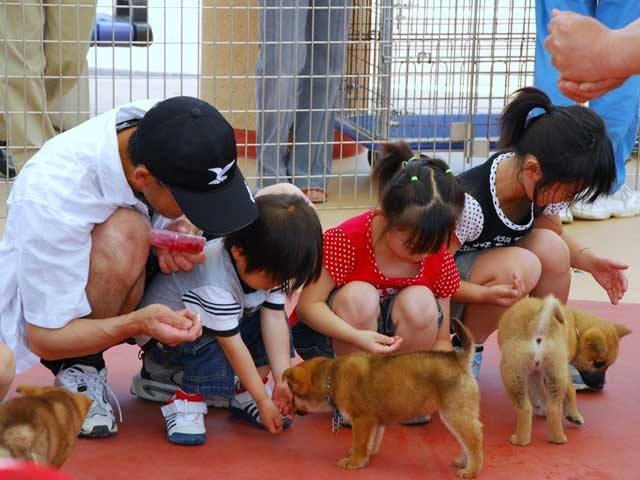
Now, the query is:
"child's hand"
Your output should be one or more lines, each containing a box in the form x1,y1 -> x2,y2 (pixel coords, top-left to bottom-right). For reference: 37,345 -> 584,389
484,273 -> 526,307
257,397 -> 284,434
589,256 -> 628,305
272,381 -> 293,417
354,331 -> 403,355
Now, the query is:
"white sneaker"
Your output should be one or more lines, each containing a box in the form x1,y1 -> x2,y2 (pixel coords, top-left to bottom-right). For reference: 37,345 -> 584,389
55,365 -> 121,438
559,205 -> 573,224
571,185 -> 640,220
161,389 -> 208,445
611,184 -> 640,217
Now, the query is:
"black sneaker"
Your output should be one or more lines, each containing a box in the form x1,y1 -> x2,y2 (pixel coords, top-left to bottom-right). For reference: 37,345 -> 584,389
0,142 -> 17,179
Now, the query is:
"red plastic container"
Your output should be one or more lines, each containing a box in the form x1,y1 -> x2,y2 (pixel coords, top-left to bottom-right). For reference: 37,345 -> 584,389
149,229 -> 206,253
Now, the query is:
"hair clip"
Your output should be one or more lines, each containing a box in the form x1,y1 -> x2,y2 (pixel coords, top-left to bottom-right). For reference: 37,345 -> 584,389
445,168 -> 452,174
407,156 -> 418,163
410,175 -> 418,182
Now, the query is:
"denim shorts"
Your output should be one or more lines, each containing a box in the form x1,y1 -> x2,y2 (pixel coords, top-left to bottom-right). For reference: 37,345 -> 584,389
292,290 -> 397,359
293,288 -> 444,360
450,249 -> 483,322
153,308 -> 294,397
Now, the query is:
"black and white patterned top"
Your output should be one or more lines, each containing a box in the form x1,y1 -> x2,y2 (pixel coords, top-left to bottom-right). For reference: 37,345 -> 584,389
454,151 -> 567,252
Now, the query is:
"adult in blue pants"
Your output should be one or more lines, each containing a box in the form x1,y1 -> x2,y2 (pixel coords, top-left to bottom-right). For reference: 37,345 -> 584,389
255,0 -> 352,204
535,0 -> 640,221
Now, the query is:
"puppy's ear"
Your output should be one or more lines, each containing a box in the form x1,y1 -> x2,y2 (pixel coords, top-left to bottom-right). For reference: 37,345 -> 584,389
585,330 -> 608,357
614,323 -> 632,338
283,365 -> 311,396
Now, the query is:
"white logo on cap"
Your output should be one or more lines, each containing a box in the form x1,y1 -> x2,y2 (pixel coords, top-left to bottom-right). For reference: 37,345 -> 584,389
208,159 -> 236,185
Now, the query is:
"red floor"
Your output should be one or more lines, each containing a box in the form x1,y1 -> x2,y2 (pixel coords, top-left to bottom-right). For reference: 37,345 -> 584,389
9,300 -> 639,480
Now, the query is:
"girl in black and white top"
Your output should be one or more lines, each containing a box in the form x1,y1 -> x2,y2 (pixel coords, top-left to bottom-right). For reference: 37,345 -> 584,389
450,87 -> 628,379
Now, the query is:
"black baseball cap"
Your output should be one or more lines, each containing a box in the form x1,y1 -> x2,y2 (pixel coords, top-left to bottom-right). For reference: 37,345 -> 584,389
135,96 -> 257,235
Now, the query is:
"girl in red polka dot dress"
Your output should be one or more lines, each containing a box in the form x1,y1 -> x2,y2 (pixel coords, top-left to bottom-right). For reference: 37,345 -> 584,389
292,142 -> 465,364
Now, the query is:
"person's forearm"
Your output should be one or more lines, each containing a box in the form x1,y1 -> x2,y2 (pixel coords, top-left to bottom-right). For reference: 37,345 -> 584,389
26,312 -> 142,360
297,301 -> 360,345
562,231 -> 595,272
218,335 -> 269,403
614,18 -> 640,77
451,281 -> 487,305
260,309 -> 291,383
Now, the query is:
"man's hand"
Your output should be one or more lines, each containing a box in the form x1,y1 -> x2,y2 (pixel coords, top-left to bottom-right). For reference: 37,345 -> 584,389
136,305 -> 202,346
545,10 -> 617,83
354,330 -> 403,355
154,217 -> 206,273
558,77 -> 628,103
257,397 -> 284,433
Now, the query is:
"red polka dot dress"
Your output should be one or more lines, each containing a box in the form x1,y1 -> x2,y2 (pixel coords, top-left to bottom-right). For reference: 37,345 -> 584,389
323,210 -> 460,300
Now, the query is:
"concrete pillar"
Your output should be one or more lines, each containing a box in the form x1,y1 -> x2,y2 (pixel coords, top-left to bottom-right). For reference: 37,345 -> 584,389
201,0 -> 258,166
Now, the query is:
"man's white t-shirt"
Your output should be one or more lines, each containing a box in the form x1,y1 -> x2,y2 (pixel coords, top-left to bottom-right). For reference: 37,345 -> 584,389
0,99 -> 162,373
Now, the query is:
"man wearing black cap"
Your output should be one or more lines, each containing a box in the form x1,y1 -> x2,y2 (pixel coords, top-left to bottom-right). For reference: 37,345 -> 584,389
0,96 -> 257,438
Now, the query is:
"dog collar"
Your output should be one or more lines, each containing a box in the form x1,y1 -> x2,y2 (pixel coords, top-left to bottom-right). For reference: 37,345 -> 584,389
325,371 -> 337,409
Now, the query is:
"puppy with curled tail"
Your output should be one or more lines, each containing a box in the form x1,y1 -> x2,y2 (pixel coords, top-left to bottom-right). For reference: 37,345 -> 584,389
0,385 -> 92,467
284,319 -> 483,478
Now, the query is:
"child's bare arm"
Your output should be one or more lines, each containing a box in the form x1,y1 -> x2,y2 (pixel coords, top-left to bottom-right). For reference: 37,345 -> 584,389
260,307 -> 291,386
260,307 -> 293,416
297,268 -> 401,354
453,279 -> 523,307
217,334 -> 270,404
218,333 -> 284,433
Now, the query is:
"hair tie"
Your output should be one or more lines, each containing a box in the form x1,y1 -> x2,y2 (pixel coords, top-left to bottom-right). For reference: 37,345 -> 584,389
410,175 -> 418,182
445,168 -> 452,174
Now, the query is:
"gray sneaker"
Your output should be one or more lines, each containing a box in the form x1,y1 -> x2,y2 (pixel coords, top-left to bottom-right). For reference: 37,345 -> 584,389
55,364 -> 121,438
130,347 -> 229,408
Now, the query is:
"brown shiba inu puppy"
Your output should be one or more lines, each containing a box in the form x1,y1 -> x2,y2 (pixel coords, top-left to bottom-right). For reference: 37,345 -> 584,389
0,386 -> 92,467
283,319 -> 483,478
498,296 -> 631,446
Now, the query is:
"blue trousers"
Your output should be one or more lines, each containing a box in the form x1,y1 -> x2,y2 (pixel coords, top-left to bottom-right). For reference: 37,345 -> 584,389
534,0 -> 640,191
152,309 -> 294,398
255,0 -> 352,189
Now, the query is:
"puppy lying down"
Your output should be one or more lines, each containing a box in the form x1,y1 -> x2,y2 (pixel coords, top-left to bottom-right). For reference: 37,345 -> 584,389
284,319 -> 483,479
0,386 -> 92,467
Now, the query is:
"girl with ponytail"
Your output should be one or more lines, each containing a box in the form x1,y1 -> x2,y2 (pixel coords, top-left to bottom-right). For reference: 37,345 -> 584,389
292,142 -> 465,376
450,87 -> 627,384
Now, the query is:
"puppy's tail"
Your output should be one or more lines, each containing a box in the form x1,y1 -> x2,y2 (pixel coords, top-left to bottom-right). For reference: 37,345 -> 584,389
452,318 -> 475,366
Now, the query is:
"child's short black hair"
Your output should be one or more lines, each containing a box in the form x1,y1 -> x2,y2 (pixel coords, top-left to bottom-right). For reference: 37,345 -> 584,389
371,142 -> 465,255
499,87 -> 615,203
224,193 -> 322,293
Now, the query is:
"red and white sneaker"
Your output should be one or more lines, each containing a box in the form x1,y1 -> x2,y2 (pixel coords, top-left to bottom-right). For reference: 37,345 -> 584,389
161,389 -> 207,445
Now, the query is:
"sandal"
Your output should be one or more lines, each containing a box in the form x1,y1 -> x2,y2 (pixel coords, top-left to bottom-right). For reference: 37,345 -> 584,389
300,187 -> 328,204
